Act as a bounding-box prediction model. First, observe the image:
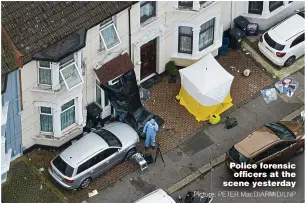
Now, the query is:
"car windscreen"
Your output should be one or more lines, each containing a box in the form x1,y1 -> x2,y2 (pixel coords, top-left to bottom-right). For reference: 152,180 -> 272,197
229,146 -> 249,164
95,129 -> 122,147
52,156 -> 74,177
264,33 -> 285,51
264,122 -> 296,140
297,11 -> 305,18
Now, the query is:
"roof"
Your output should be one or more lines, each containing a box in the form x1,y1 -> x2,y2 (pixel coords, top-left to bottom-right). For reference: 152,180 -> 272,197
134,189 -> 175,203
269,13 -> 305,42
60,132 -> 108,167
94,53 -> 134,84
234,126 -> 280,158
1,1 -> 135,65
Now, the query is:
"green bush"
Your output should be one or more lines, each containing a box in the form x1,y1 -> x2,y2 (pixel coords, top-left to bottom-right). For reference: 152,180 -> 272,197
165,61 -> 178,77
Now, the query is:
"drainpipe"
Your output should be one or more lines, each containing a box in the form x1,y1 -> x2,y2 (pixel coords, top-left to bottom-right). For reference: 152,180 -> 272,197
128,6 -> 132,59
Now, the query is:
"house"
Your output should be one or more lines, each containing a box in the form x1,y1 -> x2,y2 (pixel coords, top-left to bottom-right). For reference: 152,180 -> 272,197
221,1 -> 304,31
1,28 -> 23,183
1,1 -> 224,150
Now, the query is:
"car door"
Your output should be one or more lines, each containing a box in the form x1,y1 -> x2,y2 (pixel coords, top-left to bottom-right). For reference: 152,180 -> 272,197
253,144 -> 279,164
290,33 -> 305,58
100,148 -> 121,171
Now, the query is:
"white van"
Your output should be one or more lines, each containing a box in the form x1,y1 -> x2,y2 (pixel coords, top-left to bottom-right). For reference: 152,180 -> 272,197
134,189 -> 175,203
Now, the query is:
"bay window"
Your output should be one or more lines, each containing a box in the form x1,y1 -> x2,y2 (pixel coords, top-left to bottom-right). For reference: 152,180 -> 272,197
269,1 -> 283,12
140,1 -> 156,24
178,26 -> 193,54
178,1 -> 193,9
38,61 -> 52,86
248,1 -> 263,14
40,107 -> 53,133
60,99 -> 75,130
199,18 -> 215,51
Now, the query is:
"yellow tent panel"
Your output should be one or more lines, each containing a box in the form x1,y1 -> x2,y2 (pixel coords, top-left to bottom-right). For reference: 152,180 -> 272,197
176,86 -> 233,121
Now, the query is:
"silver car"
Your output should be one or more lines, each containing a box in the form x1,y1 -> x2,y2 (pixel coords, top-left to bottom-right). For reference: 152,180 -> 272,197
48,122 -> 139,189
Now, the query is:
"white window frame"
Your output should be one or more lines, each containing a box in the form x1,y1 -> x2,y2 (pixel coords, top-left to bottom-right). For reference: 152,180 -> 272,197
59,61 -> 83,91
60,99 -> 76,131
37,61 -> 52,86
99,23 -> 121,51
108,75 -> 121,85
39,106 -> 53,135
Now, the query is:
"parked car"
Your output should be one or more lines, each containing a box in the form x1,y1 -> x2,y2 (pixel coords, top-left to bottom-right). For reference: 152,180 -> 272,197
226,121 -> 304,172
258,10 -> 305,67
134,189 -> 175,203
48,122 -> 139,189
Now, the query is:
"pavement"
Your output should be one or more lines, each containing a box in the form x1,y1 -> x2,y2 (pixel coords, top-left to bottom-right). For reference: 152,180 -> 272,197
87,70 -> 304,203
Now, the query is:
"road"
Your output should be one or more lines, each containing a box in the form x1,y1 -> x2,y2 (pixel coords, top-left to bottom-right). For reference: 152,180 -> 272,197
173,154 -> 305,203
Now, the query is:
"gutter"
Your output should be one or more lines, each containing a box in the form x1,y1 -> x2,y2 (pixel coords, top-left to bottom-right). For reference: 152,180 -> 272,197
128,6 -> 132,59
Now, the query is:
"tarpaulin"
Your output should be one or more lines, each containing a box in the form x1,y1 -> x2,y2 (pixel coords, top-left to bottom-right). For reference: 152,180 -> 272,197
100,69 -> 163,135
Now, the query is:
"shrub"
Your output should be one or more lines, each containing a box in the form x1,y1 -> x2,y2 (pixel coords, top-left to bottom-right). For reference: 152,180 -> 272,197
165,61 -> 178,77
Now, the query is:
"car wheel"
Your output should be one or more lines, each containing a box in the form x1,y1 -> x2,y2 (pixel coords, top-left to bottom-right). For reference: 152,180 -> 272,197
124,148 -> 137,161
79,178 -> 92,189
284,56 -> 296,67
295,146 -> 304,156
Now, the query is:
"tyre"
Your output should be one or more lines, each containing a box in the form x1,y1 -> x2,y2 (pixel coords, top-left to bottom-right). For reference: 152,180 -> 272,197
295,146 -> 304,156
79,177 -> 92,189
284,56 -> 296,67
124,148 -> 137,161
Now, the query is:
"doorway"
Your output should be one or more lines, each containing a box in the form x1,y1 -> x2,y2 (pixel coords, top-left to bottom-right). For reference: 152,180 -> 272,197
140,38 -> 157,80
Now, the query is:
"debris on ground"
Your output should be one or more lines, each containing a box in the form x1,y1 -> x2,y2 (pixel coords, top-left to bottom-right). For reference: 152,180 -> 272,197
245,52 -> 249,55
243,48 -> 246,51
81,201 -> 88,203
272,75 -> 277,79
88,190 -> 98,197
40,184 -> 43,190
39,167 -> 44,172
275,77 -> 299,97
243,69 -> 251,76
230,66 -> 236,71
261,88 -> 277,104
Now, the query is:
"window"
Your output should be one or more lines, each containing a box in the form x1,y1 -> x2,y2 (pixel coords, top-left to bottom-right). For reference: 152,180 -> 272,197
53,156 -> 74,177
269,1 -> 283,12
38,61 -> 52,85
199,1 -> 206,6
229,146 -> 249,164
264,33 -> 285,51
178,1 -> 193,9
95,129 -> 122,147
61,99 -> 75,130
59,54 -> 83,91
140,1 -> 156,24
40,107 -> 53,133
101,148 -> 119,160
265,123 -> 296,140
99,23 -> 121,51
95,80 -> 109,108
99,18 -> 113,51
289,1 -> 293,3
178,26 -> 193,54
77,160 -> 90,174
253,147 -> 278,162
199,18 -> 215,51
248,1 -> 263,15
290,34 -> 305,48
273,141 -> 294,151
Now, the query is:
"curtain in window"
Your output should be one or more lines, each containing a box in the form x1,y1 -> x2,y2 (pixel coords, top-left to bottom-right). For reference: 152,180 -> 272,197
61,100 -> 75,130
140,2 -> 155,23
199,19 -> 214,51
101,25 -> 119,49
39,68 -> 52,85
179,27 -> 193,53
40,115 -> 53,132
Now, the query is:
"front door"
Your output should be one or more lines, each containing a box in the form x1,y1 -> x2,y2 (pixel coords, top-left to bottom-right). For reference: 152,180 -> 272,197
140,38 -> 157,80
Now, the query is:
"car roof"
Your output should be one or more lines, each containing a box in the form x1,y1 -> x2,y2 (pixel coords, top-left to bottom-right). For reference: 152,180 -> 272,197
268,13 -> 305,43
60,132 -> 108,167
134,189 -> 175,203
234,126 -> 280,158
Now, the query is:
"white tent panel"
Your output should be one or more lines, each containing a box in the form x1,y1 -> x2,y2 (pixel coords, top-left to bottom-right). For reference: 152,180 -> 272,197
179,53 -> 234,106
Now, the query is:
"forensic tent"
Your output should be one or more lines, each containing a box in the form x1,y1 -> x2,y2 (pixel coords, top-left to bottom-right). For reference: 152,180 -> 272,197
176,53 -> 234,121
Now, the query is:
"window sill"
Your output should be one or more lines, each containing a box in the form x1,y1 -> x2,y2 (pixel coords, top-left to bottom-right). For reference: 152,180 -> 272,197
140,17 -> 161,29
31,86 -> 64,94
244,4 -> 289,20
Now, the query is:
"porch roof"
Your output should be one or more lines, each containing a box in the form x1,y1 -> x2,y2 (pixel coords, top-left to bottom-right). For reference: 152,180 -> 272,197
94,53 -> 134,84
